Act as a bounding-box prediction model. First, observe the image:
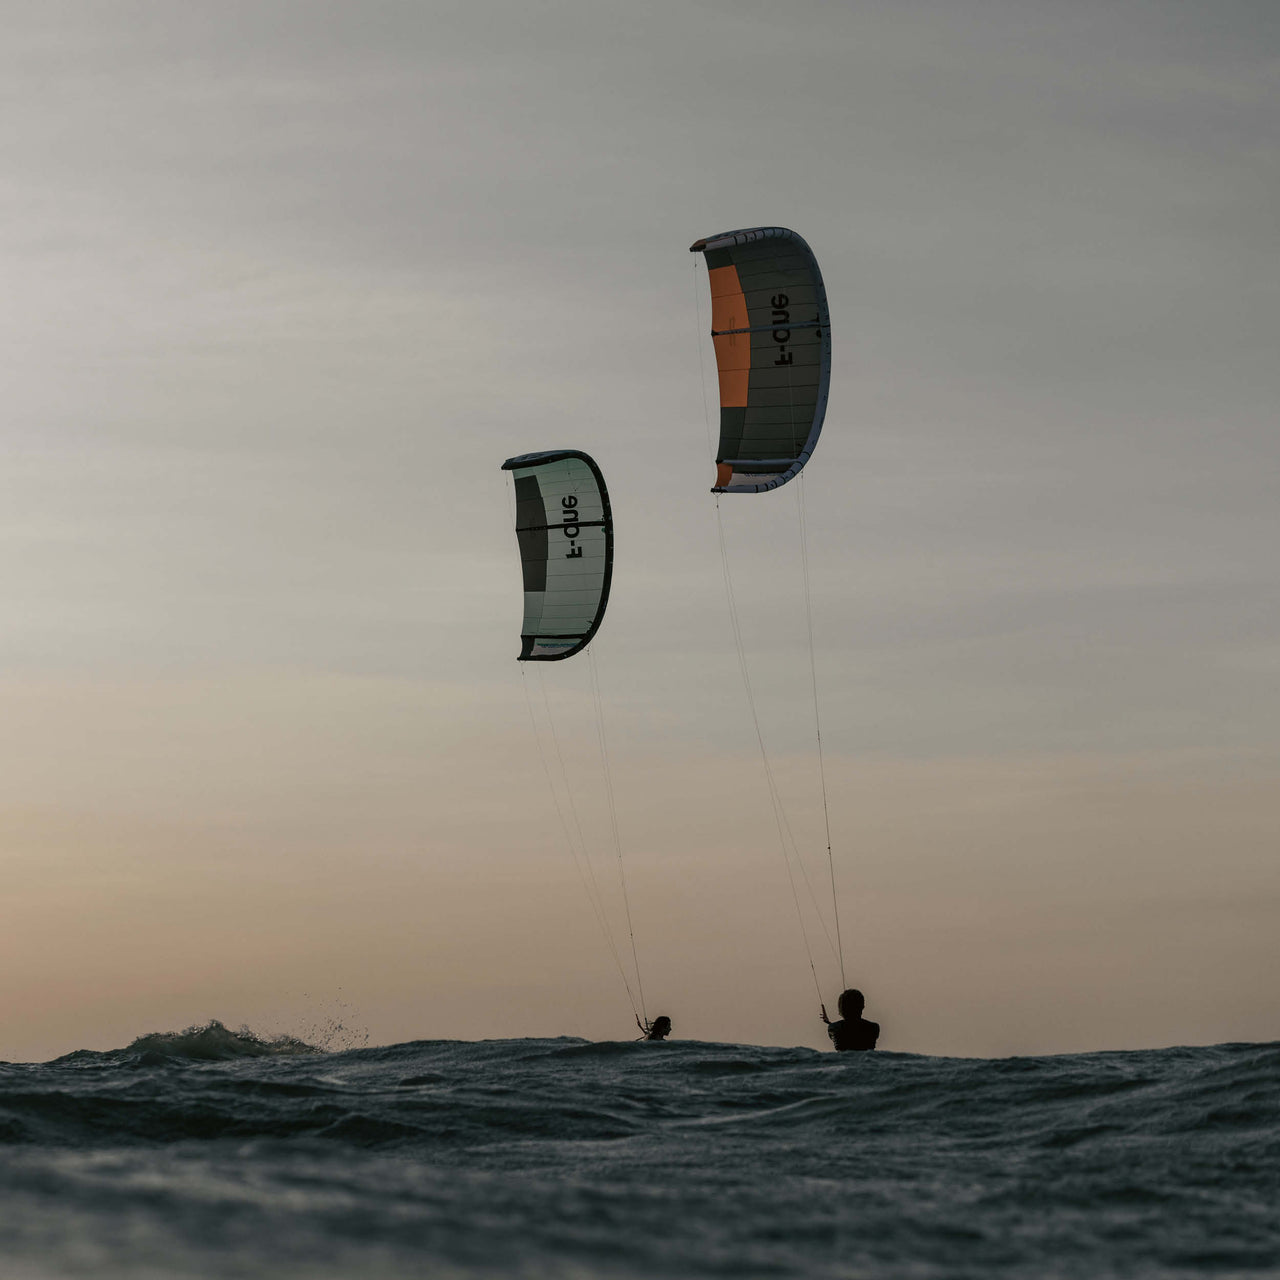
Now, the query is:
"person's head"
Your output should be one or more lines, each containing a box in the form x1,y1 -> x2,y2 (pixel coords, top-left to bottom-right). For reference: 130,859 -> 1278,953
648,1015 -> 672,1040
837,989 -> 865,1019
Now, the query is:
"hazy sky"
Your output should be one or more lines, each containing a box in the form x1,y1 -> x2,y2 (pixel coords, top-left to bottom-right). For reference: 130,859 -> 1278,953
3,0 -> 1277,1061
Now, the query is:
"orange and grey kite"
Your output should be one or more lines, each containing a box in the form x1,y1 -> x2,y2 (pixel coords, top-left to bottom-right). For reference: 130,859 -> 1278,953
690,226 -> 831,494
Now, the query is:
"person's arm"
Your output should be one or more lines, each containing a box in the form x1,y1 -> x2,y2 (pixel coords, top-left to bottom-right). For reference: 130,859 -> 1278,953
820,1003 -> 831,1025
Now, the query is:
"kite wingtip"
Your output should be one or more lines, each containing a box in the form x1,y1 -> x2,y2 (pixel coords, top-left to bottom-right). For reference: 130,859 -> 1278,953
689,238 -> 708,253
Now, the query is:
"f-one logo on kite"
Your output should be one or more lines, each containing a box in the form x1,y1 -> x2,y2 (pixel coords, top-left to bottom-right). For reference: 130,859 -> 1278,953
771,293 -> 793,366
561,494 -> 583,558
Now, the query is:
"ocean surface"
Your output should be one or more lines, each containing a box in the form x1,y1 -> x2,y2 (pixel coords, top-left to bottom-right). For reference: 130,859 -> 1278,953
1,1024 -> 1277,1279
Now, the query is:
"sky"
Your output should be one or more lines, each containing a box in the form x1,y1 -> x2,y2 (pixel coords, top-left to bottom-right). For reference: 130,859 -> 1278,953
2,0 -> 1277,1062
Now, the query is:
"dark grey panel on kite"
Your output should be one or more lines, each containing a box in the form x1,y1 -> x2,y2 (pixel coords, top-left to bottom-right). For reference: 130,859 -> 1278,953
500,450 -> 613,661
689,226 -> 832,494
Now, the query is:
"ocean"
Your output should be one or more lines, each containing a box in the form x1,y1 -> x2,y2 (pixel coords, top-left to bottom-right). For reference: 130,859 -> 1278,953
1,1024 -> 1277,1279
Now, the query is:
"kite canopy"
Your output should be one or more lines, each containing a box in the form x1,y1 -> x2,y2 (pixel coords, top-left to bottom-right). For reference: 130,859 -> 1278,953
500,449 -> 613,661
690,226 -> 831,494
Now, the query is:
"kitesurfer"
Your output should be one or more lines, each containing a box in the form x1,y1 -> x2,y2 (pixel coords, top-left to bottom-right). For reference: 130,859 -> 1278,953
821,989 -> 878,1052
640,1015 -> 671,1042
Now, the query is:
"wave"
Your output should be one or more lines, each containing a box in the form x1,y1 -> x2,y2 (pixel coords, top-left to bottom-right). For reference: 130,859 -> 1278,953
1,1031 -> 1277,1278
0,1027 -> 1274,1154
122,1019 -> 320,1062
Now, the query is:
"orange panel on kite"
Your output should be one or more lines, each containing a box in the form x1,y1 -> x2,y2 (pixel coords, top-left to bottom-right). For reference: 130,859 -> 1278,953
708,264 -> 750,408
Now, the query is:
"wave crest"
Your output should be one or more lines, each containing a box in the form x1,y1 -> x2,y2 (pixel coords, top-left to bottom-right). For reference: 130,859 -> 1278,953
124,1020 -> 319,1062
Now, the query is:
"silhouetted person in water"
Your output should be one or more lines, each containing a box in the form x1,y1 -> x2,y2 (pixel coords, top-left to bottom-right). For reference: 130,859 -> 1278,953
821,989 -> 879,1051
640,1015 -> 671,1042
